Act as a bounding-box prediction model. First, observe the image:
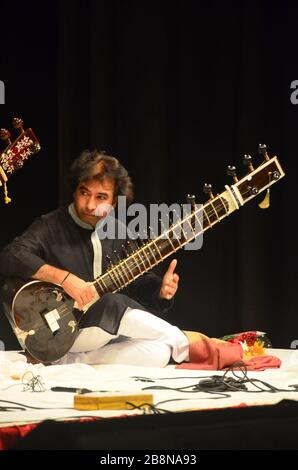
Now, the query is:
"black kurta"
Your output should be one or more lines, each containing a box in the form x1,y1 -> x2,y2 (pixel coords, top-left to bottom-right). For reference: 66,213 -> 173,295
0,207 -> 172,334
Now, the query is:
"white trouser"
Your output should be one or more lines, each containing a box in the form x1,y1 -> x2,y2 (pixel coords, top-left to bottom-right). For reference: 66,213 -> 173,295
56,308 -> 189,367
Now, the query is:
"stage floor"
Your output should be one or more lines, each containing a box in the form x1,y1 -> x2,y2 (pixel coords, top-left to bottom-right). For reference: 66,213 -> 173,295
0,348 -> 298,428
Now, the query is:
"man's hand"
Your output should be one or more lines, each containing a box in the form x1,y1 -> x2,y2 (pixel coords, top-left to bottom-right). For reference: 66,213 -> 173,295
33,264 -> 96,311
159,259 -> 179,300
61,274 -> 96,311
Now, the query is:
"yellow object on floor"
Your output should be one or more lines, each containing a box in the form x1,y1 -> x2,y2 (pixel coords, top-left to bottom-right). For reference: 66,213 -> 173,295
74,392 -> 154,410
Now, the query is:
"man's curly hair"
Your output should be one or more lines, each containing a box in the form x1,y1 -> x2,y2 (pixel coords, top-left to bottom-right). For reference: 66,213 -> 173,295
69,149 -> 133,204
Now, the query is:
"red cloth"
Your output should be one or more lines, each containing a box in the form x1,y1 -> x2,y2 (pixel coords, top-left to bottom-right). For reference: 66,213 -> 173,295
176,336 -> 281,371
0,424 -> 38,450
243,354 -> 281,370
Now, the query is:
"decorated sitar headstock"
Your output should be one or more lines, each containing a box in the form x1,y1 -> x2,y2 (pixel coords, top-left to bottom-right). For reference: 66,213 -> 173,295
0,118 -> 41,203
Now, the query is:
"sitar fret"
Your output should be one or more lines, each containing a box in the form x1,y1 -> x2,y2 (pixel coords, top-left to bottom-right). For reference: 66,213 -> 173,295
121,257 -> 136,282
100,276 -> 108,291
203,208 -> 212,229
114,262 -> 129,287
140,244 -> 153,268
117,259 -> 134,285
150,237 -> 163,259
204,196 -> 229,227
107,268 -> 121,291
190,209 -> 204,233
163,230 -> 178,252
171,225 -> 185,246
94,277 -> 106,296
134,249 -> 149,271
145,242 -> 158,263
178,216 -> 196,242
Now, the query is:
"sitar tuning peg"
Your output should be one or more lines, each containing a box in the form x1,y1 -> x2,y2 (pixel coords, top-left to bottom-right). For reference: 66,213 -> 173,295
186,194 -> 196,209
136,236 -> 145,247
243,154 -> 254,172
126,240 -> 133,251
258,168 -> 281,210
203,183 -> 214,199
227,165 -> 238,183
122,244 -> 129,257
106,254 -> 113,266
258,144 -> 269,161
12,118 -> 24,133
0,128 -> 11,145
247,186 -> 259,195
113,249 -> 122,263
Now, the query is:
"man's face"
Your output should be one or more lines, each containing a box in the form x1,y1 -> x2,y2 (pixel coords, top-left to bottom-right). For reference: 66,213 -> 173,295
73,178 -> 116,227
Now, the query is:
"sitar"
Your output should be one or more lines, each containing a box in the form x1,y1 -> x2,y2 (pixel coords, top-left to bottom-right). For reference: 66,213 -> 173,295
0,118 -> 40,203
0,145 -> 285,363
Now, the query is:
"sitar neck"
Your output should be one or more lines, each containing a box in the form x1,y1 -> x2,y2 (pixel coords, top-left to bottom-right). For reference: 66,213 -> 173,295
91,191 -> 234,297
91,155 -> 284,298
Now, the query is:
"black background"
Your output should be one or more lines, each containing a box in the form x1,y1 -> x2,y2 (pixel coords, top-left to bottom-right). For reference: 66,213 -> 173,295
0,0 -> 297,349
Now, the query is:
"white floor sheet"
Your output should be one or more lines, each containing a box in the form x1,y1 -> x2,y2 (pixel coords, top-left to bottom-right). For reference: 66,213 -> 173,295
0,348 -> 297,427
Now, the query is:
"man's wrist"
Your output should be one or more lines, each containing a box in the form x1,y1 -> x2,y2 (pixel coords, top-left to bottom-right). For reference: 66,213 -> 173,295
33,264 -> 70,286
60,271 -> 71,286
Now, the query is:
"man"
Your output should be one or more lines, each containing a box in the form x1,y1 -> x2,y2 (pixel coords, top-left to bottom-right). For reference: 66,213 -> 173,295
0,150 -> 189,367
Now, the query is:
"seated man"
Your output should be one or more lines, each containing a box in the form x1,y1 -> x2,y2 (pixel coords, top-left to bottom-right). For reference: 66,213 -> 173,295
0,150 -> 189,367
